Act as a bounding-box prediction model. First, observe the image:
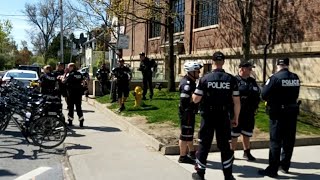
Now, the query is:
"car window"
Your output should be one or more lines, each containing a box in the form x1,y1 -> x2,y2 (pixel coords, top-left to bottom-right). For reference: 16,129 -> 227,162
6,72 -> 37,79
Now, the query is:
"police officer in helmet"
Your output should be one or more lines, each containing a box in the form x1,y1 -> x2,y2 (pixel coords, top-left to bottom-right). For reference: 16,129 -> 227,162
192,51 -> 241,180
258,58 -> 300,177
62,63 -> 85,127
40,65 -> 57,96
178,61 -> 202,164
231,61 -> 260,161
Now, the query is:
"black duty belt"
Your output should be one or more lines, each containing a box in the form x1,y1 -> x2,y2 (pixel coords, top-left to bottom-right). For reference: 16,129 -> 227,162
207,105 -> 229,111
270,104 -> 298,109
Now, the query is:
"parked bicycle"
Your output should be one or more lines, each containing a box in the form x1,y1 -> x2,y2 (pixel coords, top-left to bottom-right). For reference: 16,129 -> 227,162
0,79 -> 67,149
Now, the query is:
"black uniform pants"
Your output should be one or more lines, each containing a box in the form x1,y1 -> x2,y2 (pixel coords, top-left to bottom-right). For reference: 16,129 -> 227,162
99,80 -> 109,95
142,75 -> 153,98
179,109 -> 195,141
196,110 -> 234,178
67,93 -> 83,121
267,108 -> 298,173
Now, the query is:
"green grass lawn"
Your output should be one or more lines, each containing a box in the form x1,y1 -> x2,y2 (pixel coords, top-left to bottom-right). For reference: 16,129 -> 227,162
96,89 -> 320,135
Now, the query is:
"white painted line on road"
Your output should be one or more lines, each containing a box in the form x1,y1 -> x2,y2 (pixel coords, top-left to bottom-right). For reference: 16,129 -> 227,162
14,167 -> 52,180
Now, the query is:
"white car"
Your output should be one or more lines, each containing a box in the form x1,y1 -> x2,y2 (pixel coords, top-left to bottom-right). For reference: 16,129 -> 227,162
2,69 -> 39,87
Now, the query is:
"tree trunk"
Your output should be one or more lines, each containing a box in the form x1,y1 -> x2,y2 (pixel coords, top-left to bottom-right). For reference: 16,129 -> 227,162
167,2 -> 175,92
44,36 -> 49,64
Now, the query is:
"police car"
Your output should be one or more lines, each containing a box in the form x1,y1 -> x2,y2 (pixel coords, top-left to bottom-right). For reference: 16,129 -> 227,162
2,69 -> 39,87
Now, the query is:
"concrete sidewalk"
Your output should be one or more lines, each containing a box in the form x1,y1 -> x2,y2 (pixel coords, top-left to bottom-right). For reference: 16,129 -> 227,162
63,99 -> 192,180
167,145 -> 320,180
63,99 -> 320,180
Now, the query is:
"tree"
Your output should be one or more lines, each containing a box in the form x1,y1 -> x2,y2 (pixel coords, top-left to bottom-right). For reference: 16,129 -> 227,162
24,0 -> 60,63
236,0 -> 254,62
75,0 -> 178,91
24,0 -> 77,63
0,20 -> 13,54
0,19 -> 18,70
47,33 -> 72,63
16,47 -> 33,65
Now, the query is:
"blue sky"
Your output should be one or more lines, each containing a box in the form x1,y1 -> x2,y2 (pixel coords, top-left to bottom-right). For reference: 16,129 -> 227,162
0,0 -> 84,50
0,0 -> 39,49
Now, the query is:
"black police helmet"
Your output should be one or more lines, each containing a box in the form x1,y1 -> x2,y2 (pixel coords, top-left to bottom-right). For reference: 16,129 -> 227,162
212,51 -> 225,61
277,58 -> 289,66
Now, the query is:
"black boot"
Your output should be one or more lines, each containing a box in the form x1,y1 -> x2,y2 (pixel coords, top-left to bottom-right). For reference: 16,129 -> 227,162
192,172 -> 205,180
68,120 -> 73,126
79,120 -> 84,127
178,156 -> 195,164
243,149 -> 256,161
188,151 -> 196,160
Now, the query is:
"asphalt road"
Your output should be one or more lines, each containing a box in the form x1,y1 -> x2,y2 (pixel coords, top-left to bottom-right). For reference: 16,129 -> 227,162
0,122 -> 65,180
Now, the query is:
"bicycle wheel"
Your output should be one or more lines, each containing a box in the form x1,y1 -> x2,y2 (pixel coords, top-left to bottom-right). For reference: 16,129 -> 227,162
0,114 -> 11,134
29,116 -> 67,149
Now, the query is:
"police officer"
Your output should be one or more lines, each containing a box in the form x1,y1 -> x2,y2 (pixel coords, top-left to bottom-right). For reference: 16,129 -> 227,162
258,58 -> 300,177
192,51 -> 241,180
63,63 -> 85,127
231,61 -> 260,161
112,59 -> 131,112
40,65 -> 57,95
138,52 -> 157,100
96,63 -> 110,95
54,62 -> 66,98
178,61 -> 202,164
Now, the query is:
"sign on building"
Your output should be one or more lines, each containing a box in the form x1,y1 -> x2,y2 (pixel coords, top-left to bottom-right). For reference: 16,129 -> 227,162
117,34 -> 129,49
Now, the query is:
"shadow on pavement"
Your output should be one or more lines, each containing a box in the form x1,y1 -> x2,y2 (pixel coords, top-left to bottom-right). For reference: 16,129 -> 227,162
1,128 -> 65,160
67,129 -> 86,138
253,158 -> 320,170
65,143 -> 92,151
206,159 -> 320,179
0,169 -> 16,176
0,146 -> 63,160
71,126 -> 121,132
82,109 -> 95,113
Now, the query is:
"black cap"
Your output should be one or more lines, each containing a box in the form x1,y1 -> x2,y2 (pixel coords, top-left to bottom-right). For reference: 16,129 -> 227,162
277,58 -> 289,66
139,52 -> 145,56
239,61 -> 255,68
212,51 -> 225,61
57,62 -> 64,65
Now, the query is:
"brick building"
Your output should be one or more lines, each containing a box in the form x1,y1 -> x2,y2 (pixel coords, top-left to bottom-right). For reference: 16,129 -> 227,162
121,0 -> 320,114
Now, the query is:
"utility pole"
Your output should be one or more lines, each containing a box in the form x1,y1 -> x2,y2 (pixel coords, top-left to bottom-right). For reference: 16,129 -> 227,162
60,0 -> 64,63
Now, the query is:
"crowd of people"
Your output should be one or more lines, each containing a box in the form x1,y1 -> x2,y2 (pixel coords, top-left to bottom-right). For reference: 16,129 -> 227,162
93,51 -> 301,180
34,50 -> 300,180
177,52 -> 300,180
37,62 -> 88,127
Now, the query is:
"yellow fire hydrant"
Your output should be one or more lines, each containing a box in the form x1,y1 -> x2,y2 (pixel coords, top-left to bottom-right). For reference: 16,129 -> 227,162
133,86 -> 143,107
30,80 -> 40,88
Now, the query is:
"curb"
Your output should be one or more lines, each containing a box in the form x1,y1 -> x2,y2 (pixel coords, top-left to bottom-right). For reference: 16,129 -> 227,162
162,137 -> 320,155
62,143 -> 76,180
87,98 -> 320,155
86,98 -> 165,151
